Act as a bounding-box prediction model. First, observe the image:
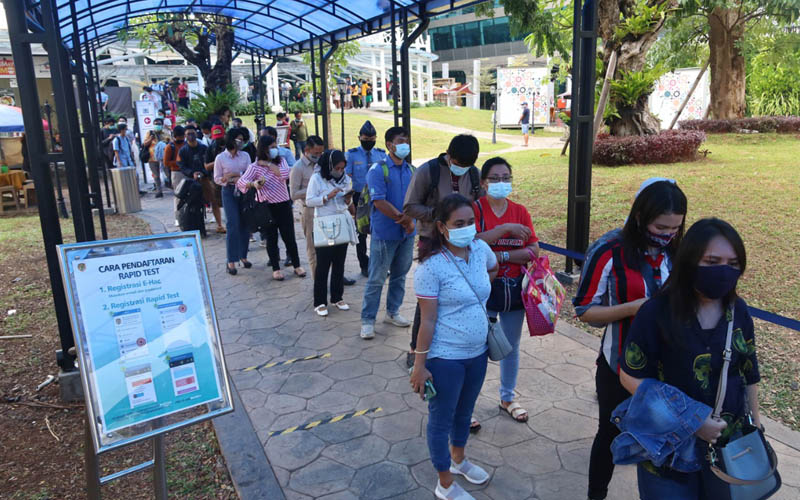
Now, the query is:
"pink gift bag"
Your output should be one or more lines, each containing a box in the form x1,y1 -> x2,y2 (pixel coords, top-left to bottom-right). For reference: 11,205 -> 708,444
521,253 -> 566,336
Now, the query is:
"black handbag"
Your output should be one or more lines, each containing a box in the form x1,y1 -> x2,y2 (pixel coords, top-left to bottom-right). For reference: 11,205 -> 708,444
476,200 -> 525,312
239,187 -> 275,234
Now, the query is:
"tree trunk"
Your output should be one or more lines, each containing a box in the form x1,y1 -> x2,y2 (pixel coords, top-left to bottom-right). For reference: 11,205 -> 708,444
609,96 -> 661,136
708,7 -> 746,119
203,22 -> 234,94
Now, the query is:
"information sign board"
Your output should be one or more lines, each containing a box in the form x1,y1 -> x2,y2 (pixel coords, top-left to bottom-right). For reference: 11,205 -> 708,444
58,232 -> 233,453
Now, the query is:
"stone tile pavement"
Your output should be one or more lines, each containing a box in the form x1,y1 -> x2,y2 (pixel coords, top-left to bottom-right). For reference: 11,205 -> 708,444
135,194 -> 800,500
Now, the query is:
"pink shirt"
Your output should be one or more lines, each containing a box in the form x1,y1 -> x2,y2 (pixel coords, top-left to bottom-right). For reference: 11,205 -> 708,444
213,149 -> 250,186
236,158 -> 291,204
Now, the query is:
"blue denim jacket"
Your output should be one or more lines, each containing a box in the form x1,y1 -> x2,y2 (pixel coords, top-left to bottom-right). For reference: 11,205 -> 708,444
611,378 -> 711,472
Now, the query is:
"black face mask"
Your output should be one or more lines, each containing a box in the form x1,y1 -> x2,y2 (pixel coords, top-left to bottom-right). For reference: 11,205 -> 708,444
360,140 -> 375,151
694,265 -> 741,299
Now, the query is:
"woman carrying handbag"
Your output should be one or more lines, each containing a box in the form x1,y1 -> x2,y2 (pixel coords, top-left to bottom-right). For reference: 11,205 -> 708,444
619,218 -> 779,499
305,149 -> 357,316
411,194 -> 499,500
473,157 -> 540,426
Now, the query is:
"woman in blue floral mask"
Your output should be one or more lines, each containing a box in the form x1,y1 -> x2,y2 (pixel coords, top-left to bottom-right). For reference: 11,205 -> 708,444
573,178 -> 687,500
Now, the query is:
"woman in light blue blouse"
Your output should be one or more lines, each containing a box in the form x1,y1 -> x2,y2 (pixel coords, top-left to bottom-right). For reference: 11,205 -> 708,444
410,193 -> 498,500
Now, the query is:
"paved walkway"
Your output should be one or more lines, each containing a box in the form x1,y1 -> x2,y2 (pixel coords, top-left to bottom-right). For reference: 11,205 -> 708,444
137,195 -> 800,500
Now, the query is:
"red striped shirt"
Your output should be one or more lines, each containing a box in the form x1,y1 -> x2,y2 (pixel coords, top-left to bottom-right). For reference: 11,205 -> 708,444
236,158 -> 290,204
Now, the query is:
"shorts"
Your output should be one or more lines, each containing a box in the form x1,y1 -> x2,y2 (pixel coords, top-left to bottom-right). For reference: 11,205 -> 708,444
521,124 -> 530,135
200,177 -> 222,209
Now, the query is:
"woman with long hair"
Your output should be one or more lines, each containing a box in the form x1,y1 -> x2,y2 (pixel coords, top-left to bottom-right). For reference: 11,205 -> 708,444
213,129 -> 253,275
305,149 -> 353,316
411,193 -> 498,499
473,157 -> 540,426
573,179 -> 687,500
238,136 -> 305,280
620,218 -> 761,497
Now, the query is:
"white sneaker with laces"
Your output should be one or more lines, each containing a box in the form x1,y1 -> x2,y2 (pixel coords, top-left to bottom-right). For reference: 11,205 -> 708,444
360,324 -> 375,339
384,312 -> 411,327
450,458 -> 490,484
435,480 -> 474,500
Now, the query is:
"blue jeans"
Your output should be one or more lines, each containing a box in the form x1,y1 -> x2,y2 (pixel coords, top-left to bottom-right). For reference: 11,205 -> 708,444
221,185 -> 250,264
293,140 -> 307,160
637,463 -> 713,500
426,352 -> 488,472
361,237 -> 414,324
488,308 -> 525,402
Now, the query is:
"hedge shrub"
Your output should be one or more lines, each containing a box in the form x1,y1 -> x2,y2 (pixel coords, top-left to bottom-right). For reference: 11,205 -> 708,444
679,116 -> 800,134
592,130 -> 706,166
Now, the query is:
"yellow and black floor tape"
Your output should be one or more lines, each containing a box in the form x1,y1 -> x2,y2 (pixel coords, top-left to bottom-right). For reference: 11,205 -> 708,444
267,407 -> 383,437
242,352 -> 331,372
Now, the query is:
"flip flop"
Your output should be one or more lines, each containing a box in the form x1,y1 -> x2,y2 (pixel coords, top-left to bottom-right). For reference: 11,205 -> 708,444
499,401 -> 529,423
469,417 -> 481,434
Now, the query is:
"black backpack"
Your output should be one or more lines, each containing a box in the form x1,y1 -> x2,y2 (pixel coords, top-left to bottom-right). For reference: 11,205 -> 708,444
425,156 -> 481,204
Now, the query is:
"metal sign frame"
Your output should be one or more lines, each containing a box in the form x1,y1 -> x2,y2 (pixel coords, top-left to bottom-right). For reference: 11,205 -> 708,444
57,231 -> 234,454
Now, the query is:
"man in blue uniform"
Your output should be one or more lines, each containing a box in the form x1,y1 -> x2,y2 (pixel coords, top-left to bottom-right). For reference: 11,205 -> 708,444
346,120 -> 388,277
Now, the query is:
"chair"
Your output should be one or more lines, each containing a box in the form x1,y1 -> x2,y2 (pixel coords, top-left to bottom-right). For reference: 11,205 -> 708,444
0,184 -> 20,213
21,182 -> 37,208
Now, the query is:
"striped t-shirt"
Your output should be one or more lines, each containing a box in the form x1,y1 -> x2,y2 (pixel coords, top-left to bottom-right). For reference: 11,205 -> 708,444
236,158 -> 291,204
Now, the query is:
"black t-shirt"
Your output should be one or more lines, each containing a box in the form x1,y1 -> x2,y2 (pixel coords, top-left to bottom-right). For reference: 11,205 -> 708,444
205,139 -> 226,165
622,295 -> 760,443
521,107 -> 530,124
177,142 -> 208,178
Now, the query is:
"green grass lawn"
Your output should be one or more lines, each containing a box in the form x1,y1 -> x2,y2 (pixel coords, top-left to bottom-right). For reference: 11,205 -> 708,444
241,113 -> 510,160
503,133 -> 800,428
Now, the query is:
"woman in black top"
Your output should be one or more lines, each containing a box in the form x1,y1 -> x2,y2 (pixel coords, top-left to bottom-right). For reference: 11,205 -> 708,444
620,218 -> 761,499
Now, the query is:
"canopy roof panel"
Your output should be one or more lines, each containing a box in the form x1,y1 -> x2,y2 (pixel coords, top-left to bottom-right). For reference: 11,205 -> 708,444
27,0 -> 481,56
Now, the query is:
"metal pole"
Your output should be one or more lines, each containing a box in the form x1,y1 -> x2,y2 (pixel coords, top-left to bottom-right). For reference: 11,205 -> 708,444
565,0 -> 598,274
319,40 -> 337,148
90,41 -> 113,210
41,0 -> 96,243
340,90 -> 345,151
153,434 -> 168,500
43,101 -> 69,218
72,29 -> 107,240
390,1 -> 399,127
492,101 -> 497,144
310,38 -> 319,135
399,6 -> 429,157
257,52 -> 265,126
250,50 -> 259,127
85,420 -> 101,500
3,0 -> 76,371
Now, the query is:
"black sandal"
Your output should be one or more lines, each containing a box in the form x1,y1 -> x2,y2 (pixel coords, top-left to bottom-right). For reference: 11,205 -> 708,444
240,259 -> 252,269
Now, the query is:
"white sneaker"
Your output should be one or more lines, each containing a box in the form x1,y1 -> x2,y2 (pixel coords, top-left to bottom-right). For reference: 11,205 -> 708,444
360,324 -> 375,339
384,312 -> 411,327
334,301 -> 350,311
435,480 -> 474,500
450,458 -> 490,485
174,220 -> 180,227
314,305 -> 328,317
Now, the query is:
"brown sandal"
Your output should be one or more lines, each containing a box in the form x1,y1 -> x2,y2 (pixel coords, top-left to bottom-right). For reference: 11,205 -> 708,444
294,267 -> 307,278
272,270 -> 285,281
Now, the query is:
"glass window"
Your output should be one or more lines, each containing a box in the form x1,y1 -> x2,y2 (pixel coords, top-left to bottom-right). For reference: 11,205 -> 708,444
430,26 -> 454,51
481,17 -> 511,45
454,21 -> 482,48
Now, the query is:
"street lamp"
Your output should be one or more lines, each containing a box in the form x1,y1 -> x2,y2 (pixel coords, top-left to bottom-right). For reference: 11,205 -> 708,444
42,101 -> 69,219
336,78 -> 347,152
490,86 -> 497,145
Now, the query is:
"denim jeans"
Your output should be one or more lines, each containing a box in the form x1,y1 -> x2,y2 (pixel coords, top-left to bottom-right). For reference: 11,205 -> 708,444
221,185 -> 250,263
426,352 -> 488,472
293,140 -> 307,160
637,463 -> 712,500
361,237 -> 414,324
488,308 -> 525,402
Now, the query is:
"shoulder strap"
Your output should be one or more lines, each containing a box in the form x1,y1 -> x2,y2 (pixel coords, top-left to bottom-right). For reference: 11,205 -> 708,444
444,247 -> 488,317
428,158 -> 440,200
712,304 -> 736,419
468,166 -> 481,199
475,199 -> 485,232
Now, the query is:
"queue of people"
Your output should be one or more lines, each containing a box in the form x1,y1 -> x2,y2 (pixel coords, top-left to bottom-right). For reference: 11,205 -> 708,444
125,110 -> 767,499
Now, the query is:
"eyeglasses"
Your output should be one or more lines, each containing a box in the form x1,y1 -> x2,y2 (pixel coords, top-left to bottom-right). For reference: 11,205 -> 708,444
487,176 -> 513,183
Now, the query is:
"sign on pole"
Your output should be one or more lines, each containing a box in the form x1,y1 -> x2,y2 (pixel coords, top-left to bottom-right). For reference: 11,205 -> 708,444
135,100 -> 157,137
58,232 -> 233,454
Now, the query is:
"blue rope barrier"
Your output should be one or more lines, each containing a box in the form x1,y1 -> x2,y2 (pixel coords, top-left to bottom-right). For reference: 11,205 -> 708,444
539,242 -> 800,333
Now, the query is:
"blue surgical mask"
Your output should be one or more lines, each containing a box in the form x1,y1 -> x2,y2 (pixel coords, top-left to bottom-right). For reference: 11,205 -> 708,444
394,143 -> 410,159
269,148 -> 279,159
450,163 -> 470,176
694,265 -> 741,299
446,225 -> 476,248
487,182 -> 512,199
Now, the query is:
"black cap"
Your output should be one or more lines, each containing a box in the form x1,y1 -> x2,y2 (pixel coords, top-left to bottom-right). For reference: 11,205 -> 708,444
359,120 -> 376,137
